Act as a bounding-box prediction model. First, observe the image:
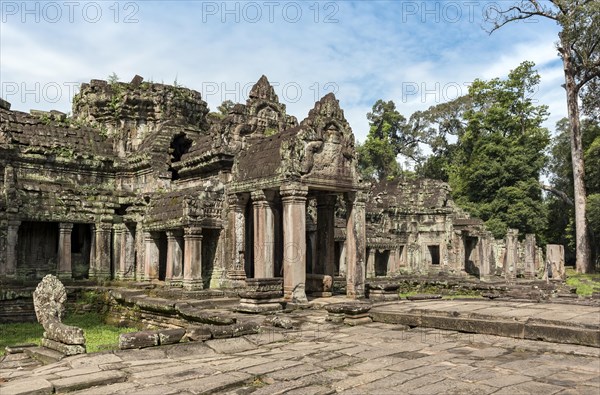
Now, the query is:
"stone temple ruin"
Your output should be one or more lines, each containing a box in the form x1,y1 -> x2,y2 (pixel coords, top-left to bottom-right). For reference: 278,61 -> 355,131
0,75 -> 552,301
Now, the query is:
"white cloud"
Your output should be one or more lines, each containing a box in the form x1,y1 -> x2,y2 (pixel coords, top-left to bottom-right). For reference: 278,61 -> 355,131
0,0 -> 569,138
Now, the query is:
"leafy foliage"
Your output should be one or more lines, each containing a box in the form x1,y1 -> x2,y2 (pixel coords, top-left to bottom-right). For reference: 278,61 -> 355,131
449,62 -> 550,239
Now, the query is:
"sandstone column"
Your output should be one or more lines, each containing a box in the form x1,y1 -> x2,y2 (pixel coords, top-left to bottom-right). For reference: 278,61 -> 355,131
166,230 -> 184,287
387,248 -> 397,276
120,224 -> 136,280
366,248 -> 376,278
252,190 -> 275,278
524,234 -> 536,279
478,237 -> 491,281
57,223 -> 73,280
183,227 -> 203,290
504,228 -> 518,280
143,231 -> 160,281
345,191 -> 366,298
134,222 -> 144,281
455,232 -> 466,274
5,220 -> 20,278
546,244 -> 565,280
317,194 -> 336,282
227,194 -> 249,282
281,183 -> 308,303
113,224 -> 125,280
92,223 -> 112,280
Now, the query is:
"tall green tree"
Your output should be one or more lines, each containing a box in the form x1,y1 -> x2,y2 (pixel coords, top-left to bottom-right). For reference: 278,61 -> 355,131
450,62 -> 550,239
489,0 -> 600,272
357,100 -> 423,180
546,118 -> 600,267
414,96 -> 472,181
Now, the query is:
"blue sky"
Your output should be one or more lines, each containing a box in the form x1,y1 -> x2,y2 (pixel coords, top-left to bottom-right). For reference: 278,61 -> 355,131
1,1 -> 566,145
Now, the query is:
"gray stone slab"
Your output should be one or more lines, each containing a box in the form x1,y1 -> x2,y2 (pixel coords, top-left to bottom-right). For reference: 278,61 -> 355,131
169,372 -> 252,394
69,353 -> 122,369
69,382 -> 138,395
242,359 -> 302,375
51,370 -> 127,393
205,337 -> 257,354
0,378 -> 53,395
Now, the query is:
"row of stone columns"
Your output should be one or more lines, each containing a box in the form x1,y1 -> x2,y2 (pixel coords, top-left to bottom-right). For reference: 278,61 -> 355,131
142,227 -> 204,289
226,184 -> 366,301
366,247 -> 404,278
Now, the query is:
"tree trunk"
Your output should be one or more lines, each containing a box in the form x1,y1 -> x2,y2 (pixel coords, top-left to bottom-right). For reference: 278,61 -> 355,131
563,49 -> 592,273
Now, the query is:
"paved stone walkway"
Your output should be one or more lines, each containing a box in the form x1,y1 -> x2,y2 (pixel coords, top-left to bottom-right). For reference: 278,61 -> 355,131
2,309 -> 599,394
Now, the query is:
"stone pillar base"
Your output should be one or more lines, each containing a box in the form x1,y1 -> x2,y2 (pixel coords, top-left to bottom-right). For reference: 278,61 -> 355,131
183,279 -> 204,290
166,278 -> 183,287
90,270 -> 111,280
57,271 -> 72,281
209,268 -> 225,289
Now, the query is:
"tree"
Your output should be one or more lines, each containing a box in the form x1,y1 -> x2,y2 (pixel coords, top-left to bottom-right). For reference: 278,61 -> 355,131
546,117 -> 600,267
357,100 -> 418,180
413,95 -> 472,181
489,0 -> 600,272
450,62 -> 550,239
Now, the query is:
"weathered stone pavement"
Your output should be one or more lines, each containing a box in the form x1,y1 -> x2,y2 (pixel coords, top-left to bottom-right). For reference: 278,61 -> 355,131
370,300 -> 600,347
2,308 -> 599,394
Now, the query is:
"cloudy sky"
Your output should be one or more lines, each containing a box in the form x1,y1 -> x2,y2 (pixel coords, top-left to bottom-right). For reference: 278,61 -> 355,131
1,1 -> 565,142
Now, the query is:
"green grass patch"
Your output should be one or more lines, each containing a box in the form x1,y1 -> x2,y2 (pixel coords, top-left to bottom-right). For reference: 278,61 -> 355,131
565,268 -> 600,296
0,321 -> 44,354
0,312 -> 137,356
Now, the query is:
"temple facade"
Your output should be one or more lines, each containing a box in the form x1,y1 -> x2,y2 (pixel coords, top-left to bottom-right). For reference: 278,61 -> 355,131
0,76 -> 542,301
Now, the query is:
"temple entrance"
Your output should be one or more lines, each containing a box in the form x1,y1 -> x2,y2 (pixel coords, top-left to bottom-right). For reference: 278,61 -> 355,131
17,222 -> 59,280
375,250 -> 389,276
464,236 -> 480,276
71,223 -> 92,279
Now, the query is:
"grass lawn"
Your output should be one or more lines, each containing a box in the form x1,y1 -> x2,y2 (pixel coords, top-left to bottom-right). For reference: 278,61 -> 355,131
0,312 -> 137,356
565,268 -> 600,296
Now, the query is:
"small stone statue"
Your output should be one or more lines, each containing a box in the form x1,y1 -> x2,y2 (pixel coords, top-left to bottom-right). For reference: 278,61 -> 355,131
33,274 -> 86,355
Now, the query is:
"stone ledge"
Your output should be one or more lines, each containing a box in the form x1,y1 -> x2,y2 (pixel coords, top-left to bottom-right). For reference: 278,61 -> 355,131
24,347 -> 64,365
370,307 -> 600,348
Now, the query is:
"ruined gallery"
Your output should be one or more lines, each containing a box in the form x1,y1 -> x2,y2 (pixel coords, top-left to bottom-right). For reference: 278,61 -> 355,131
0,75 -> 544,301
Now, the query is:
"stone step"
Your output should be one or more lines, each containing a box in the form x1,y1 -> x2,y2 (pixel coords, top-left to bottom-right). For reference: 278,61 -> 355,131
371,304 -> 600,348
24,346 -> 65,365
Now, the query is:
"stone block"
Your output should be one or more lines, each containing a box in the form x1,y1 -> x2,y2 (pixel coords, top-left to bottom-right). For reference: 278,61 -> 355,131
118,331 -> 160,349
0,377 -> 53,395
136,297 -> 176,314
51,370 -> 127,393
158,328 -> 186,345
184,325 -> 212,342
176,304 -> 236,325
24,346 -> 65,365
0,97 -> 11,110
41,338 -> 85,355
232,321 -> 261,337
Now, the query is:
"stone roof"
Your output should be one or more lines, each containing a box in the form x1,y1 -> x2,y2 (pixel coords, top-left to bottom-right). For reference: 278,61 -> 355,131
0,108 -> 114,158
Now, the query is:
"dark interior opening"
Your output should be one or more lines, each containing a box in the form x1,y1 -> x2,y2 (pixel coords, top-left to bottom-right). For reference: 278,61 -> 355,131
429,245 -> 440,265
71,223 -> 92,279
169,133 -> 193,180
17,222 -> 59,279
375,250 -> 390,276
158,232 -> 168,281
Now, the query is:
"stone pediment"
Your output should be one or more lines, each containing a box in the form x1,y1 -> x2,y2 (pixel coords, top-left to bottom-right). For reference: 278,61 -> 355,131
233,93 -> 360,190
280,93 -> 357,187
